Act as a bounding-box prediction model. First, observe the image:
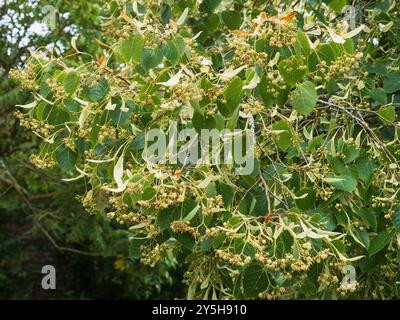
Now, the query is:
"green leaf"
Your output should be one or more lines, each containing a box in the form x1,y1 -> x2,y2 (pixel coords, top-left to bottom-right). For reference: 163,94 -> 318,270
55,145 -> 77,172
218,77 -> 243,117
355,229 -> 370,249
63,71 -> 80,95
323,174 -> 357,192
205,14 -> 220,32
393,208 -> 400,231
158,208 -> 178,230
295,187 -> 316,211
272,120 -> 292,152
224,77 -> 243,104
183,204 -> 201,222
308,44 -> 335,72
278,57 -> 307,85
129,193 -> 142,206
163,39 -> 184,66
329,0 -> 347,13
343,38 -> 355,54
212,233 -> 227,249
357,158 -> 376,183
243,263 -> 268,299
368,231 -> 392,256
378,105 -> 396,123
129,132 -> 145,150
141,47 -> 164,70
40,73 -> 52,97
377,0 -> 394,12
120,34 -> 144,63
356,208 -> 377,231
64,98 -> 80,112
307,134 -> 324,152
370,88 -> 387,105
161,4 -> 172,25
129,236 -> 146,259
200,237 -> 214,251
217,183 -> 234,208
199,0 -> 222,13
383,73 -> 400,93
87,78 -> 109,102
211,52 -> 224,71
221,10 -> 242,30
174,233 -> 195,250
342,144 -> 360,164
109,100 -> 137,126
365,63 -> 387,74
276,88 -> 290,107
291,81 -> 317,115
192,112 -> 216,131
38,105 -> 69,126
296,31 -> 311,57
258,76 -> 274,107
142,187 -> 156,201
174,37 -> 186,57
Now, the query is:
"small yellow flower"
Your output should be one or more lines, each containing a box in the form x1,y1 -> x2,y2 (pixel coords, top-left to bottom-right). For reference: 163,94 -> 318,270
114,255 -> 126,271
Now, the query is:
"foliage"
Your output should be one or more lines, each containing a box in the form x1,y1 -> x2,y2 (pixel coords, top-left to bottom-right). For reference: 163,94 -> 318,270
0,0 -> 176,299
10,0 -> 400,300
0,152 -> 180,299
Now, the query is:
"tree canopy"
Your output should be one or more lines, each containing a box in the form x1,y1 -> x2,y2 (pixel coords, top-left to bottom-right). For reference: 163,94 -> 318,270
8,0 -> 400,299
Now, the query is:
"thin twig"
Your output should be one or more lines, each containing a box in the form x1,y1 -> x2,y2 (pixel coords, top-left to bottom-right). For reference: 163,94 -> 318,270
0,167 -> 101,257
317,99 -> 400,178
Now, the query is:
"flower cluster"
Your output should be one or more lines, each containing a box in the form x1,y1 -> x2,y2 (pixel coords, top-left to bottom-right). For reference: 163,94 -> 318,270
258,286 -> 286,300
138,182 -> 185,209
202,194 -> 224,216
229,38 -> 269,67
30,153 -> 56,169
242,98 -> 264,115
215,250 -> 244,266
337,280 -> 359,295
266,21 -> 298,48
313,52 -> 363,82
46,78 -> 66,99
170,220 -> 200,238
15,111 -> 54,137
9,64 -> 38,90
318,272 -> 339,287
140,242 -> 169,267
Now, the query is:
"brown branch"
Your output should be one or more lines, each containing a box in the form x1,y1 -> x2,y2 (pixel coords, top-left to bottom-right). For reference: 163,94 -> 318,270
256,141 -> 290,210
29,192 -> 56,201
34,221 -> 101,257
0,168 -> 101,257
259,171 -> 290,211
317,99 -> 400,181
